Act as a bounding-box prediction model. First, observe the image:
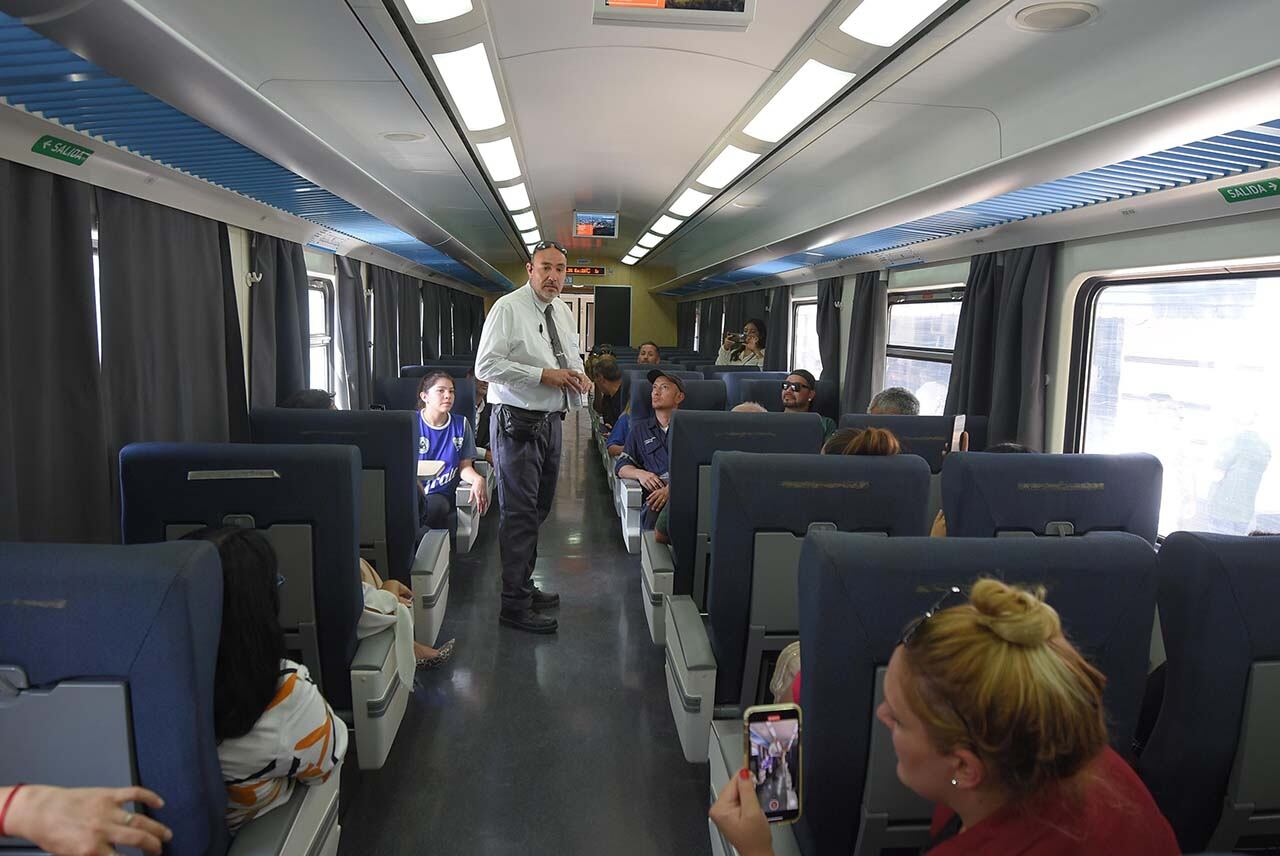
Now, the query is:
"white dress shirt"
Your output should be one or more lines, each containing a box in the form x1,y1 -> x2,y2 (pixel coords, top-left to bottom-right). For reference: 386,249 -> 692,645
476,283 -> 586,412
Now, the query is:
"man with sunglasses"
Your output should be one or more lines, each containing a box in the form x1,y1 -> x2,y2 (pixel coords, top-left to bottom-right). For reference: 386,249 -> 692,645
476,239 -> 592,634
781,369 -> 836,440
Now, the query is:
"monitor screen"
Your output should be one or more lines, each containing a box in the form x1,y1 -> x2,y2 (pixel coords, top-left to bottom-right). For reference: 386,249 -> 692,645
605,0 -> 745,9
574,211 -> 619,239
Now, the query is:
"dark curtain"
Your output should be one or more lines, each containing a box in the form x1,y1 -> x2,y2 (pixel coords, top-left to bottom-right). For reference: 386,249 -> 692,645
841,271 -> 888,415
722,292 -> 743,339
676,302 -> 696,351
397,275 -> 422,368
337,256 -> 371,410
763,285 -> 790,372
739,289 -> 769,343
369,266 -> 402,379
468,294 -> 485,353
452,294 -> 474,356
815,276 -> 843,382
0,161 -> 111,542
438,289 -> 455,357
248,233 -> 309,407
420,282 -> 440,361
944,245 -> 1054,449
697,296 -> 723,355
219,225 -> 249,440
97,188 -> 236,536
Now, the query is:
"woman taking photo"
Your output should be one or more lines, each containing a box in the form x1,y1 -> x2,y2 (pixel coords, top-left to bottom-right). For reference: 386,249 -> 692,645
715,319 -> 767,367
714,579 -> 1179,855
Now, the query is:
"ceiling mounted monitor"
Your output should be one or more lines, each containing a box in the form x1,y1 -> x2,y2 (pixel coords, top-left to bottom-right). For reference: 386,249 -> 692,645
574,211 -> 619,239
593,0 -> 756,31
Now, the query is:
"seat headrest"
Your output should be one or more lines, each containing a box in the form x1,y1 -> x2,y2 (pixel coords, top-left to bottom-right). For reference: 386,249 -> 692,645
838,414 -> 980,473
736,377 -> 786,412
374,377 -> 476,429
703,365 -> 763,378
942,452 -> 1163,543
724,372 -> 788,409
0,541 -> 228,856
630,377 -> 726,420
401,364 -> 473,378
796,532 -> 1156,856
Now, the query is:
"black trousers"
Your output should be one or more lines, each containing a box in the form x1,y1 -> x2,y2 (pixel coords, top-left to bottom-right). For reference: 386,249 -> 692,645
420,491 -> 456,530
491,405 -> 562,611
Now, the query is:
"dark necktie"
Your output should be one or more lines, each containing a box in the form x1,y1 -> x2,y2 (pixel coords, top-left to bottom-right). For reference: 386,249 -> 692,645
544,303 -> 570,410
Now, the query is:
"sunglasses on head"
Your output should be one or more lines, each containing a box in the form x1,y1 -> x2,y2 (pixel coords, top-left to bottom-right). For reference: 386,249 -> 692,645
900,585 -> 963,645
530,239 -> 568,256
781,381 -> 812,392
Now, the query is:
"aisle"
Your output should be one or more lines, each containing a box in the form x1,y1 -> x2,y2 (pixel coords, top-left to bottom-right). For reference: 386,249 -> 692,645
338,409 -> 712,855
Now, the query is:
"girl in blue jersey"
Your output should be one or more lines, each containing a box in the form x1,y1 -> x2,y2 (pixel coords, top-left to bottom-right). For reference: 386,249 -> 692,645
416,371 -> 488,530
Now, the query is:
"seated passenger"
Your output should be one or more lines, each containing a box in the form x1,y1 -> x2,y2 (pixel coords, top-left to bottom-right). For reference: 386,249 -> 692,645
358,558 -> 455,670
637,341 -> 661,365
416,371 -> 489,529
781,369 -> 836,439
715,331 -> 739,366
715,318 -> 766,367
868,386 -> 920,415
822,426 -> 901,456
469,371 -> 493,465
714,580 -> 1180,856
0,784 -> 172,855
654,401 -> 765,544
181,527 -> 347,832
615,370 -> 684,529
584,342 -> 614,380
930,442 -> 1035,537
591,357 -> 624,431
606,410 -> 630,458
280,388 -> 336,410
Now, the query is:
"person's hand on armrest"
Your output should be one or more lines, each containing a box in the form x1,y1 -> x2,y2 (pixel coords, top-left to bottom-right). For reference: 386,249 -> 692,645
617,466 -> 664,491
379,578 -> 413,606
461,461 -> 489,515
645,484 -> 670,512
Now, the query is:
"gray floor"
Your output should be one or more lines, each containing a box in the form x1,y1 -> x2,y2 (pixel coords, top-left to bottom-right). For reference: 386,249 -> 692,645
338,410 -> 712,856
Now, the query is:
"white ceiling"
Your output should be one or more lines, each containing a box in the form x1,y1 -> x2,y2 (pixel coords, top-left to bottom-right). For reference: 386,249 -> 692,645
485,0 -> 834,254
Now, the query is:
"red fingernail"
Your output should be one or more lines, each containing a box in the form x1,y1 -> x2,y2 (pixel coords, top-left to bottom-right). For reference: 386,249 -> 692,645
739,768 -> 750,780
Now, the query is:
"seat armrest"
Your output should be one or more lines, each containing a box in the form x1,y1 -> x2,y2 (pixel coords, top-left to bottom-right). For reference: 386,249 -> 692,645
641,531 -> 674,576
228,760 -> 341,856
350,625 -> 394,673
455,482 -> 474,508
668,595 -> 715,671
620,477 -> 642,509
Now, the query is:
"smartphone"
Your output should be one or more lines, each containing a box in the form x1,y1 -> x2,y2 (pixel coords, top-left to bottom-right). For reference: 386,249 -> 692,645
950,414 -> 967,453
743,703 -> 802,825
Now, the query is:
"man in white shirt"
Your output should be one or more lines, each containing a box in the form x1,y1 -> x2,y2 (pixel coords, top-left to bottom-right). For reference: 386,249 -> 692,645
476,240 -> 591,633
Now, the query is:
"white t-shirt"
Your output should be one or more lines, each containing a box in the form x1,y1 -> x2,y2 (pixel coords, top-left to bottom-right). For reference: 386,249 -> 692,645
217,660 -> 348,831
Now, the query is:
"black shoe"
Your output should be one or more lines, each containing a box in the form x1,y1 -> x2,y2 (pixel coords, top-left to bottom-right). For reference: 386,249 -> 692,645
530,588 -> 560,611
499,608 -> 558,634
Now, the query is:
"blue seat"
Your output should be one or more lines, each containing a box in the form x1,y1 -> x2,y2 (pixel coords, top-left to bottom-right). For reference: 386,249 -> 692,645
401,363 -> 473,379
374,376 -> 476,430
703,365 -> 763,381
618,363 -> 695,403
722,371 -> 788,410
1139,532 -> 1280,853
794,532 -> 1157,856
628,374 -> 721,421
837,414 -> 987,472
941,451 -> 1163,543
735,377 -> 786,411
0,541 -> 228,856
250,407 -> 420,584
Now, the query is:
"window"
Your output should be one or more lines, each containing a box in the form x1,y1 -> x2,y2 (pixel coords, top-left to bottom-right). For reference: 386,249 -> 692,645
790,299 -> 821,376
883,287 -> 963,415
308,276 -> 334,392
1076,274 -> 1280,537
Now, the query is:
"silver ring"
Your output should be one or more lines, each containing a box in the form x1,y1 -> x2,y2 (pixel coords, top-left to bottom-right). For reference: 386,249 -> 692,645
122,811 -> 135,827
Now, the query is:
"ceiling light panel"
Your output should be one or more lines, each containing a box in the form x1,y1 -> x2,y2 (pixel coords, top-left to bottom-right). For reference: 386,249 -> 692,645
629,246 -> 650,258
621,256 -> 638,265
839,0 -> 948,47
512,211 -> 537,231
696,145 -> 761,189
638,232 -> 662,248
521,228 -> 541,243
433,43 -> 506,132
743,59 -> 855,143
651,215 -> 683,235
670,188 -> 712,217
499,183 -> 530,212
476,137 -> 520,182
407,0 -> 473,24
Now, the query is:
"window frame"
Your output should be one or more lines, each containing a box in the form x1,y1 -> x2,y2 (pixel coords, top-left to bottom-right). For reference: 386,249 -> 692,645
788,296 -> 819,372
884,284 -> 964,368
1065,268 -> 1276,454
307,274 -> 335,393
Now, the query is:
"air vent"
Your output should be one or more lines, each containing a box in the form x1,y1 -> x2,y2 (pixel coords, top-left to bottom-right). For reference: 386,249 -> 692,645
1013,2 -> 1099,32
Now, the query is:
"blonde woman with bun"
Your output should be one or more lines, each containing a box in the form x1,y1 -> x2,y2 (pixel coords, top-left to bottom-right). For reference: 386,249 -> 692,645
712,579 -> 1179,856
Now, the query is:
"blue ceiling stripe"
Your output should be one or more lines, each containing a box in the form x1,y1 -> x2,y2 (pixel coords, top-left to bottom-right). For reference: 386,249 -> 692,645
0,12 -> 511,292
673,114 -> 1280,294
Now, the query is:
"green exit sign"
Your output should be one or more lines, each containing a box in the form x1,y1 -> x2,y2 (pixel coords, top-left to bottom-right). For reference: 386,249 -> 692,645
1218,178 -> 1280,204
31,134 -> 93,166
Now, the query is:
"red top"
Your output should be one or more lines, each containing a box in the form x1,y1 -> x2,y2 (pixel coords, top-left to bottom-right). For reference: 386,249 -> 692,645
927,747 -> 1179,856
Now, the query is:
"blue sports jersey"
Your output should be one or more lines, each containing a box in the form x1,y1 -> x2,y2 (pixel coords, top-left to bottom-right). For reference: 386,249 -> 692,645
417,411 -> 476,496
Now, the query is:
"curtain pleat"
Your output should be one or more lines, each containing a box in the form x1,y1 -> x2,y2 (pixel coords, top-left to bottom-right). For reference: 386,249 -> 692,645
248,233 -> 309,406
815,276 -> 843,382
219,224 -> 249,439
697,296 -> 723,356
337,256 -> 371,409
763,285 -> 791,372
420,283 -> 440,360
397,275 -> 422,369
369,266 -> 402,379
945,245 -> 1054,449
840,271 -> 887,415
0,160 -> 111,542
438,289 -> 455,357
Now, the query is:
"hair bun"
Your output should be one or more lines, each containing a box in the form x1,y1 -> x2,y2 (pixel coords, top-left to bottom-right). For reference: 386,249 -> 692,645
969,579 -> 1060,647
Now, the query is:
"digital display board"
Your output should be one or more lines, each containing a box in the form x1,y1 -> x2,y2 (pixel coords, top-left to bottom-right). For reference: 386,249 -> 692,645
566,265 -> 606,276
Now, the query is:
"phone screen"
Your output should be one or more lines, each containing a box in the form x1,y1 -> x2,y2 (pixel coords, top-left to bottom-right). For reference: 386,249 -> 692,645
744,704 -> 802,824
950,414 -> 967,453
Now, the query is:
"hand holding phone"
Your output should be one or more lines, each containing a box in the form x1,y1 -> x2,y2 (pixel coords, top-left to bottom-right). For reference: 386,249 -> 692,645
743,703 -> 802,825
